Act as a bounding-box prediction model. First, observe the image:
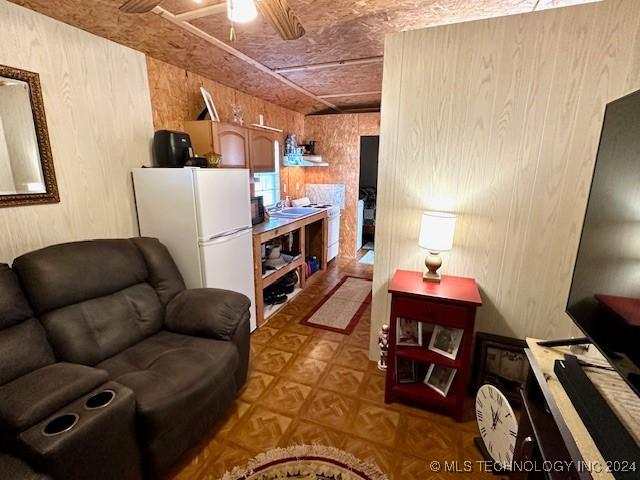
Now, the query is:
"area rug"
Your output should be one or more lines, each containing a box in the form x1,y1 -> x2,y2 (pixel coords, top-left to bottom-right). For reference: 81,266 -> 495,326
358,251 -> 375,265
219,445 -> 388,480
300,275 -> 372,334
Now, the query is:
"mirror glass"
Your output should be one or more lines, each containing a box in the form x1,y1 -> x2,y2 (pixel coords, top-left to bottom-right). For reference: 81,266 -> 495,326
0,76 -> 46,195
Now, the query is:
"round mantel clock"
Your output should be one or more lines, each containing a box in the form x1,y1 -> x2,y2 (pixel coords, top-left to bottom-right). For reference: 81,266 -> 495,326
475,384 -> 518,470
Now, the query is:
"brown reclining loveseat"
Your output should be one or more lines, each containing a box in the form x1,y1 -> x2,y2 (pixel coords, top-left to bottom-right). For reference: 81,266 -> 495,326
0,237 -> 250,479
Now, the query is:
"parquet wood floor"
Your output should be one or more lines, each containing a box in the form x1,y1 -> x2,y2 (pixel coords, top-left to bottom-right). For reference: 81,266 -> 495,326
167,258 -> 495,480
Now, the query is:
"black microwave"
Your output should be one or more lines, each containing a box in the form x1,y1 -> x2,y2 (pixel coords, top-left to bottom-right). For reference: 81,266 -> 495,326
251,196 -> 265,225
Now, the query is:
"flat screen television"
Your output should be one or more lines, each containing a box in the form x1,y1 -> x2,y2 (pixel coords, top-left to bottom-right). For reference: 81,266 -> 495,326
567,89 -> 640,397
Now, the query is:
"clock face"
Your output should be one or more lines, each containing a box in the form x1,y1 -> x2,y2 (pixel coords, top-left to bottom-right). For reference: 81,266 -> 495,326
475,384 -> 518,468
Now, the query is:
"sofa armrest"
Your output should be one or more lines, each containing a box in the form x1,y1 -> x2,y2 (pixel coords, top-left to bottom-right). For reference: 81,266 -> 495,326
0,363 -> 109,434
165,288 -> 251,341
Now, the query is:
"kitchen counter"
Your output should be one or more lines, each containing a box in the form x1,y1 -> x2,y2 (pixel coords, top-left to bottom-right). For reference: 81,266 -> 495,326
252,210 -> 327,236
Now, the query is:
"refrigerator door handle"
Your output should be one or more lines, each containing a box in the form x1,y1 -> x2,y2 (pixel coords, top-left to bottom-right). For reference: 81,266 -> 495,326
200,226 -> 251,245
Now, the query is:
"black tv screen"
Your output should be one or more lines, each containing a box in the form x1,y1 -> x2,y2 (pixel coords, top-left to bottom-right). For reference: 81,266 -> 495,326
567,89 -> 640,396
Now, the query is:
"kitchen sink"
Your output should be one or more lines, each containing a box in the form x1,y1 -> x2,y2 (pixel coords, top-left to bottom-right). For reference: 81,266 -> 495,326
269,207 -> 320,218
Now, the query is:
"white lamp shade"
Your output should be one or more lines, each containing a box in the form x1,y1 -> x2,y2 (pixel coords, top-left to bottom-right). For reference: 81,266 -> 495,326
227,0 -> 258,23
418,211 -> 456,252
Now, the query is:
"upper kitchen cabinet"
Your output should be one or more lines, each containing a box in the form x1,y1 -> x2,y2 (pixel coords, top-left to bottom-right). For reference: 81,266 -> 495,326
216,123 -> 250,168
249,129 -> 278,173
184,121 -> 249,169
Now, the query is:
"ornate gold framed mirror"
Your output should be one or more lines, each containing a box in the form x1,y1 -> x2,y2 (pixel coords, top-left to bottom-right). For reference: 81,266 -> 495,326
0,64 -> 59,207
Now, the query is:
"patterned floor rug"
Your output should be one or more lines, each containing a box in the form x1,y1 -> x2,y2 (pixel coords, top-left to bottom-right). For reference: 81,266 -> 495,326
218,445 -> 388,480
300,276 -> 372,334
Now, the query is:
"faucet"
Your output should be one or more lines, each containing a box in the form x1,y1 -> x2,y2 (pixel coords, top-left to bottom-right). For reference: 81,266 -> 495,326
269,201 -> 285,213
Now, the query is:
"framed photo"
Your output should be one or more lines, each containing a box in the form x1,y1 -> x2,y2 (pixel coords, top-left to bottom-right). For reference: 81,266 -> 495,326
428,325 -> 464,360
396,317 -> 422,346
200,87 -> 220,122
424,365 -> 457,397
396,358 -> 417,384
472,332 -> 531,406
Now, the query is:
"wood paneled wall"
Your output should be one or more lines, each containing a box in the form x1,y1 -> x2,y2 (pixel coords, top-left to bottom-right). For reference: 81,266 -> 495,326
304,113 -> 380,258
370,0 -> 640,358
146,57 -> 306,197
0,1 -> 154,264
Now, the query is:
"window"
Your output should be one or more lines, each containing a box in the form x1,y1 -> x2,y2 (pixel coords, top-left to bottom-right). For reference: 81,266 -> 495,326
253,141 -> 281,207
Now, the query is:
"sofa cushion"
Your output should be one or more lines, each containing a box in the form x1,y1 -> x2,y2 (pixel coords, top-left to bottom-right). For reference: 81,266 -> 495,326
97,330 -> 239,439
12,239 -> 148,315
0,363 -> 108,433
130,237 -> 185,306
0,264 -> 33,329
40,283 -> 164,365
0,265 -> 54,385
0,319 -> 54,386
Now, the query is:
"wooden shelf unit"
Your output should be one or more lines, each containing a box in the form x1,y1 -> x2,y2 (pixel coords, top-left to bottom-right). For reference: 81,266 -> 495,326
395,346 -> 462,369
264,286 -> 303,320
391,383 -> 461,407
385,270 -> 482,421
252,211 -> 328,327
262,256 -> 304,286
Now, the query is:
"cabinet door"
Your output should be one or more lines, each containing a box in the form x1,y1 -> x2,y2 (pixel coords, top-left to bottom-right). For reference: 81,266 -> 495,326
183,121 -> 215,157
214,123 -> 249,168
249,130 -> 278,173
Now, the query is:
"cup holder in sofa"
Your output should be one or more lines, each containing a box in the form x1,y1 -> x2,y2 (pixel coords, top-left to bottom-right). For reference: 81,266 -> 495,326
84,390 -> 116,410
42,413 -> 79,437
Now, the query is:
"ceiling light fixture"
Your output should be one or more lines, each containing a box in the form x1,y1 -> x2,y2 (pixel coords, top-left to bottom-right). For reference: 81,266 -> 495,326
227,0 -> 257,24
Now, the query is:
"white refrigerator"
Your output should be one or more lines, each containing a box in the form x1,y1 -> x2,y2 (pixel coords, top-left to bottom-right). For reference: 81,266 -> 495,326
132,168 -> 257,332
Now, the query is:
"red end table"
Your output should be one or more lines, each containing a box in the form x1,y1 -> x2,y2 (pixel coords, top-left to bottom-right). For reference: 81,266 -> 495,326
385,270 -> 482,421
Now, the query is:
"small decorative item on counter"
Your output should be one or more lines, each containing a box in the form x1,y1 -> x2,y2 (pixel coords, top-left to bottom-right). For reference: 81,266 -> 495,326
378,324 -> 390,371
205,151 -> 222,168
232,104 -> 244,125
285,134 -> 297,155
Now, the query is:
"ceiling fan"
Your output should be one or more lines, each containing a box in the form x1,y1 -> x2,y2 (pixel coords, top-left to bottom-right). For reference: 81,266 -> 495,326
119,0 -> 306,40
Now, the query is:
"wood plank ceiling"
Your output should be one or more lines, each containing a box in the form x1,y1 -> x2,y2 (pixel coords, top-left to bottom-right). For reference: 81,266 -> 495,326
8,0 -> 599,114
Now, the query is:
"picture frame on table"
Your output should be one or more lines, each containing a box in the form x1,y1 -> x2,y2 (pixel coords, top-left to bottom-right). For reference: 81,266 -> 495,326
396,317 -> 422,346
396,357 -> 417,384
428,325 -> 464,360
424,365 -> 457,397
472,332 -> 530,406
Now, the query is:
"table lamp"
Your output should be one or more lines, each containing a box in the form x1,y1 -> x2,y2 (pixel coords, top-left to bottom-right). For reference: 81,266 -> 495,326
418,211 -> 456,283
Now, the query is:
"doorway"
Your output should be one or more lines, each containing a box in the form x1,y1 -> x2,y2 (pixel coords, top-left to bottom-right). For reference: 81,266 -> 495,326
357,136 -> 379,265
